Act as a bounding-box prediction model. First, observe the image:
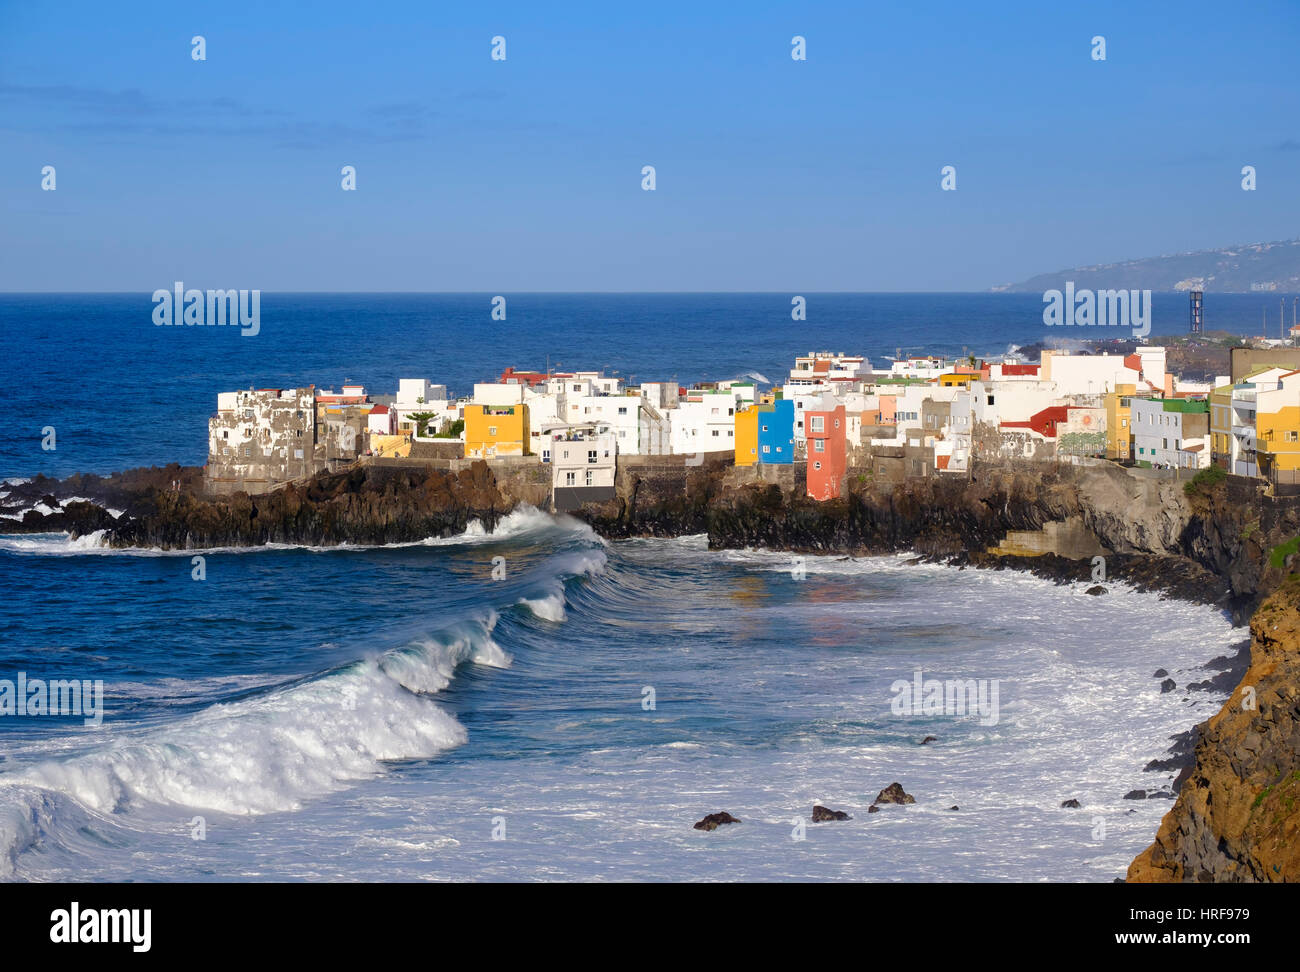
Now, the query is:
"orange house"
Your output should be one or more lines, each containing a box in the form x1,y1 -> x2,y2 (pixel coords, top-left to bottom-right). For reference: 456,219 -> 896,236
806,404 -> 847,501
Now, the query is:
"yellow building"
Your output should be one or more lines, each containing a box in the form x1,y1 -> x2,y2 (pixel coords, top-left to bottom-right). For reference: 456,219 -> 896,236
371,434 -> 411,458
1209,383 -> 1234,470
464,403 -> 530,458
735,404 -> 761,466
1255,371 -> 1300,479
1104,383 -> 1136,460
938,373 -> 975,387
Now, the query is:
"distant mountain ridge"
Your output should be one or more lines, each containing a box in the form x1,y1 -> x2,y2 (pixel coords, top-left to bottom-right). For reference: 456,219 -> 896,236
995,239 -> 1300,293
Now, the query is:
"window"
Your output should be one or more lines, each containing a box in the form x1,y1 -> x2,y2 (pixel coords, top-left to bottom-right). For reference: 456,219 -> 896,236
711,430 -> 719,437
833,419 -> 840,428
761,425 -> 769,432
222,431 -> 228,439
1288,431 -> 1298,443
618,407 -> 627,415
810,416 -> 825,434
1121,418 -> 1127,428
565,472 -> 576,486
814,461 -> 822,470
488,426 -> 497,436
585,470 -> 594,486
987,396 -> 995,406
587,450 -> 598,463
814,439 -> 825,453
762,445 -> 771,454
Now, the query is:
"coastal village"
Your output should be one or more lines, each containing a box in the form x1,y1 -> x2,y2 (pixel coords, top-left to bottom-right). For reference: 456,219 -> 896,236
204,335 -> 1300,507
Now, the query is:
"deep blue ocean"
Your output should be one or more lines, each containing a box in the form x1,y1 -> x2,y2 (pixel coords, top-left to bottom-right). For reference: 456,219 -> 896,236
0,294 -> 1249,881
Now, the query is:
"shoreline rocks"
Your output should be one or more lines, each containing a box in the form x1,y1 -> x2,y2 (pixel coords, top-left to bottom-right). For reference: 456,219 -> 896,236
693,812 -> 741,831
811,805 -> 851,822
871,783 -> 916,809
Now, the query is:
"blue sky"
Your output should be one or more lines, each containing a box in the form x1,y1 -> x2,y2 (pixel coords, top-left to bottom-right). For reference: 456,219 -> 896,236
1,0 -> 1298,291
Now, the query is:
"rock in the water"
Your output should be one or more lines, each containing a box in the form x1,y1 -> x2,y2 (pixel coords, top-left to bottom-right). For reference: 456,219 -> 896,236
693,811 -> 740,831
811,805 -> 851,822
867,805 -> 880,814
920,735 -> 937,745
1123,789 -> 1147,800
1085,585 -> 1108,596
948,805 -> 960,811
872,782 -> 915,806
1160,678 -> 1177,693
1153,668 -> 1169,678
1061,799 -> 1082,809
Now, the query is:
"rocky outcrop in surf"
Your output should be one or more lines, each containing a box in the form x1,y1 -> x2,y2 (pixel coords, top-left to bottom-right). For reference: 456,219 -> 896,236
693,812 -> 741,831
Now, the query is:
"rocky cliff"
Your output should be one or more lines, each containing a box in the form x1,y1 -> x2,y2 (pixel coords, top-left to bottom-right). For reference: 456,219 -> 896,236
3,462 -> 510,548
576,458 -> 1296,620
1127,576 -> 1300,882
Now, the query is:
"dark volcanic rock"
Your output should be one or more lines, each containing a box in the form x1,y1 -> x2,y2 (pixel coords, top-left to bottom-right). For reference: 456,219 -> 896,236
811,805 -> 851,822
872,783 -> 915,806
693,811 -> 741,831
1131,577 -> 1300,882
867,805 -> 880,814
101,462 -> 508,550
920,736 -> 937,745
1153,669 -> 1169,678
948,805 -> 960,811
1160,678 -> 1177,694
1061,799 -> 1082,809
1085,585 -> 1108,595
1124,789 -> 1148,800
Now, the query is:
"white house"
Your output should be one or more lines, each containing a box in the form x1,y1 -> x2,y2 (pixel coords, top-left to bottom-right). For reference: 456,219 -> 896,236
669,388 -> 748,455
1131,397 -> 1211,469
395,378 -> 453,434
550,427 -> 618,511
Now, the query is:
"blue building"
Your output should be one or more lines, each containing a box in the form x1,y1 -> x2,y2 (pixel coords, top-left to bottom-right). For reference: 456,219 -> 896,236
756,399 -> 795,464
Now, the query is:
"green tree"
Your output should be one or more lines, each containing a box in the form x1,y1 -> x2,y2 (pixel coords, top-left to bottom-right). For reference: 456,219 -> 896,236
407,412 -> 438,437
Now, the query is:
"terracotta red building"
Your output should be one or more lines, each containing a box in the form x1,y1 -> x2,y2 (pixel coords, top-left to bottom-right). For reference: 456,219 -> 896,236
805,404 -> 847,501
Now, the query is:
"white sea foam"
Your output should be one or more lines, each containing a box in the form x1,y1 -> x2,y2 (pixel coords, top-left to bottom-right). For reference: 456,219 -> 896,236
0,617 -> 510,874
519,592 -> 567,622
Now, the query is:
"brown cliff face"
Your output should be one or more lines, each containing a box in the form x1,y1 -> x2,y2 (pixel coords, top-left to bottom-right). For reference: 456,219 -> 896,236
1128,576 -> 1300,882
